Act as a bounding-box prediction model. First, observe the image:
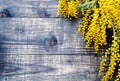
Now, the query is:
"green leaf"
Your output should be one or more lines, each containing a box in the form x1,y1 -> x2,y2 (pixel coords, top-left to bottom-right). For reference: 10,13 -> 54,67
76,1 -> 97,10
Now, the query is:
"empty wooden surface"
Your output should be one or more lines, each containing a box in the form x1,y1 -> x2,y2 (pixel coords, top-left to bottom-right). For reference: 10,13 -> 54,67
0,0 -> 103,81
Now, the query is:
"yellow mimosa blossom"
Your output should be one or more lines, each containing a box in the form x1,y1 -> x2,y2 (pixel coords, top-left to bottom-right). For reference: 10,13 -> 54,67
57,0 -> 120,81
57,0 -> 80,19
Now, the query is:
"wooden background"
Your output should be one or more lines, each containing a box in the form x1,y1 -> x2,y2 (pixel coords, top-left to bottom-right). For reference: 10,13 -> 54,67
0,0 -> 104,81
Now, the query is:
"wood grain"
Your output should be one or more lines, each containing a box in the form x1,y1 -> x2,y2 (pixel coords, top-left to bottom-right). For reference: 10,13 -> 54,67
0,0 -> 58,18
0,0 -> 83,18
0,0 -> 103,81
0,18 -> 88,55
0,54 -> 101,81
0,18 -> 103,81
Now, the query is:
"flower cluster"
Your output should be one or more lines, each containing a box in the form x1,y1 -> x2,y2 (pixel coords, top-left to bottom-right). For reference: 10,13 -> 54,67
57,0 -> 80,20
57,0 -> 120,81
79,0 -> 120,80
99,36 -> 120,81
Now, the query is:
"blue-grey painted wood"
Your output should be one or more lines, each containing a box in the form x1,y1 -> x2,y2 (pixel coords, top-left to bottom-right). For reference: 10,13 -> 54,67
0,0 -> 58,18
0,18 -> 102,81
0,18 -> 93,55
0,54 -> 101,81
0,0 -> 83,18
0,0 -> 103,81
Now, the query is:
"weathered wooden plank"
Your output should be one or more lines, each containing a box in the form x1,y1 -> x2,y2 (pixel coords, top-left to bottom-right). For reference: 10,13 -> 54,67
0,0 -> 58,18
0,18 -> 105,54
0,0 -> 83,18
0,0 -> 85,18
0,0 -> 58,8
0,54 -> 100,81
0,18 -> 93,55
9,8 -> 57,18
